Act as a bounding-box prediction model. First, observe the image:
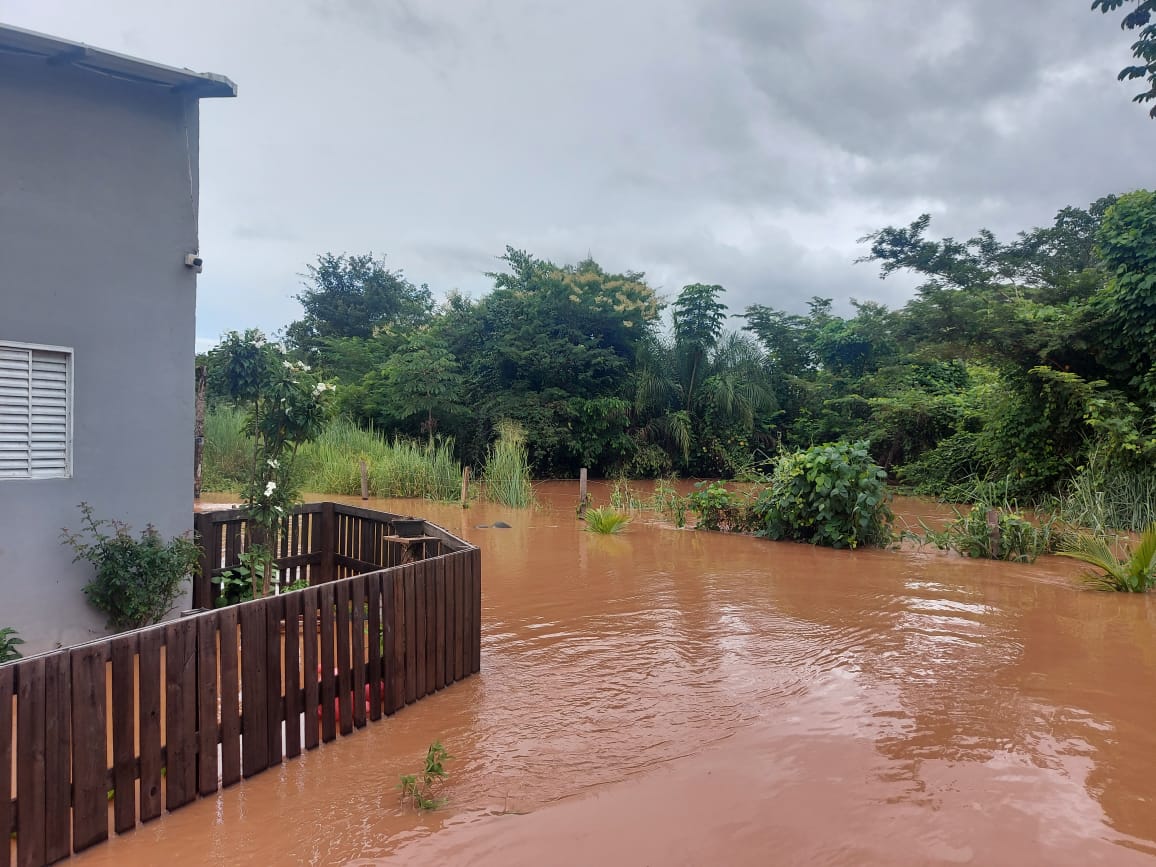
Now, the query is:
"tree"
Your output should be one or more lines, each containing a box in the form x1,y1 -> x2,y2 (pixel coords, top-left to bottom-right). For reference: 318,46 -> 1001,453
437,249 -> 661,475
377,332 -> 465,437
636,284 -> 775,475
1093,0 -> 1156,118
287,253 -> 433,356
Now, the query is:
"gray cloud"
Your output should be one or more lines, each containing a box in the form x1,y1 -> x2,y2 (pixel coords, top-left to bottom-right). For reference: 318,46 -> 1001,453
5,0 -> 1151,346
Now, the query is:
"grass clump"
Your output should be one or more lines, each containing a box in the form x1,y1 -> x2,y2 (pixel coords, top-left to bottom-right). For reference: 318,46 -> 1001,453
1059,446 -> 1156,534
482,420 -> 534,507
399,741 -> 452,811
1058,523 -> 1156,592
584,506 -> 632,534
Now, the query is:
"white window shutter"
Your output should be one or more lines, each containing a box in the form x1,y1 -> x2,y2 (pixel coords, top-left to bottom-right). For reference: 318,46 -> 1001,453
0,347 -> 32,478
0,343 -> 71,479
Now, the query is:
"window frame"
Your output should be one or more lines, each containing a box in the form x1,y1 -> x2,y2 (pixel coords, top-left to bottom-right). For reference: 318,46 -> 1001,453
0,339 -> 74,481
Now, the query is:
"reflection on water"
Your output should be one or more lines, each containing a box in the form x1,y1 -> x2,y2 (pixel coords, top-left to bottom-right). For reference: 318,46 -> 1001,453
79,483 -> 1156,865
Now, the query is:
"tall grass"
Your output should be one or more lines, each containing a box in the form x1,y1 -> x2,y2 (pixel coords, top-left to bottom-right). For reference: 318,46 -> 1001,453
482,420 -> 534,507
1060,446 -> 1156,534
201,407 -> 462,500
202,405 -> 251,491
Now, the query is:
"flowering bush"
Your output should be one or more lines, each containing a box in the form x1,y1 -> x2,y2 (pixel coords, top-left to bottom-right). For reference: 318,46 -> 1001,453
217,330 -> 335,598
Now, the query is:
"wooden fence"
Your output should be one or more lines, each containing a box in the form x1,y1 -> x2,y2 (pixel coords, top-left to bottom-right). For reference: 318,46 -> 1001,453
3,506 -> 481,867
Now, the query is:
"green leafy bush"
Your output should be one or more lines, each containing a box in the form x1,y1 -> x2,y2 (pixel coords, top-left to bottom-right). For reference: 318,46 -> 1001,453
756,441 -> 893,548
62,503 -> 201,631
0,627 -> 23,663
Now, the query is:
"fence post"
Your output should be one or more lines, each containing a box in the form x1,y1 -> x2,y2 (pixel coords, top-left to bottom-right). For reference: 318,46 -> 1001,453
193,512 -> 213,609
319,502 -> 336,584
461,466 -> 471,508
986,509 -> 1001,559
360,460 -> 369,501
578,468 -> 589,518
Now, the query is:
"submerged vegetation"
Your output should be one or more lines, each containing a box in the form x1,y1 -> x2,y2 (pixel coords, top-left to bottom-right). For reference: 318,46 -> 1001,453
1059,523 -> 1156,593
584,506 -> 632,534
399,742 -> 452,811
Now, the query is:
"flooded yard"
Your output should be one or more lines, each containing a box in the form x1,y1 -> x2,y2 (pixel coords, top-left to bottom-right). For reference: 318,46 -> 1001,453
75,482 -> 1156,866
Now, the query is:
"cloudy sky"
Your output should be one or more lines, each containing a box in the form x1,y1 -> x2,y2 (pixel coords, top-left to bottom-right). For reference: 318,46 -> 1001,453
5,1 -> 1152,349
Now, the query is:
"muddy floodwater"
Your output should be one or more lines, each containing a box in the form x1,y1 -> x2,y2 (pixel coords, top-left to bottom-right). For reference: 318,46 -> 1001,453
74,482 -> 1156,866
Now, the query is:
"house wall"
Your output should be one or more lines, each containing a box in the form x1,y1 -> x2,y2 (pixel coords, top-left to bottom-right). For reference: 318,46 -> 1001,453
0,56 -> 201,653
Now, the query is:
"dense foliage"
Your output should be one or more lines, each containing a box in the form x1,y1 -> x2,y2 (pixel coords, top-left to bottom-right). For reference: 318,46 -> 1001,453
199,188 -> 1156,532
756,442 -> 893,549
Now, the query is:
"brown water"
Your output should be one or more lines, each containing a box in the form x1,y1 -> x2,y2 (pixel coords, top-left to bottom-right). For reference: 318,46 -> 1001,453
77,483 -> 1156,866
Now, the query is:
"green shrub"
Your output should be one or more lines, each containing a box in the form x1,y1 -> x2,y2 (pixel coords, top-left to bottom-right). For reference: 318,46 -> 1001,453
686,482 -> 758,532
584,507 -> 631,534
757,441 -> 893,548
62,503 -> 201,631
0,627 -> 23,663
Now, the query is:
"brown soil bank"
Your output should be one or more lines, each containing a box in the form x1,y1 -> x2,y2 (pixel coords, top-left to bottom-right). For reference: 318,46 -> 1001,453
76,483 -> 1156,866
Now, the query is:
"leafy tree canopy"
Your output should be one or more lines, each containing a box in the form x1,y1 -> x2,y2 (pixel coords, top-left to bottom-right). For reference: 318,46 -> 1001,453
1093,0 -> 1156,117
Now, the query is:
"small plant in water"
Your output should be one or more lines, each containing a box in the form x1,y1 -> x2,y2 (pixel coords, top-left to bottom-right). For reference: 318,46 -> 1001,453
584,506 -> 631,534
399,741 -> 452,811
0,627 -> 24,663
1058,522 -> 1156,592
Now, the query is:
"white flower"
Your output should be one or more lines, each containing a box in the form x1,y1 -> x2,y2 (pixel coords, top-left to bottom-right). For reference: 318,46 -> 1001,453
313,381 -> 335,396
282,360 -> 293,369
264,481 -> 277,497
267,458 -> 280,469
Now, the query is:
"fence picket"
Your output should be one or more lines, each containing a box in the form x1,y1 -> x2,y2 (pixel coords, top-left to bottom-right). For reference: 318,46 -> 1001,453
367,575 -> 382,721
240,603 -> 268,777
197,612 -> 220,797
351,578 -> 367,729
301,588 -> 319,750
44,651 -> 72,862
165,619 -> 198,811
0,665 -> 12,867
70,646 -> 107,851
218,606 -> 241,787
319,583 -> 336,742
15,656 -> 46,867
138,629 -> 163,822
111,635 -> 138,833
284,592 -> 302,759
335,581 -> 353,736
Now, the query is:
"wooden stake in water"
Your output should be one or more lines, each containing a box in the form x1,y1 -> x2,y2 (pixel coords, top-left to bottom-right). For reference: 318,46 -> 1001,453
986,509 -> 1000,559
461,466 -> 471,508
578,468 -> 589,518
360,459 -> 369,501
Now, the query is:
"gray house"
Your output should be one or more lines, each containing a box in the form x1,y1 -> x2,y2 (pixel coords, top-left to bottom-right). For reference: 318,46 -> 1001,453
0,25 -> 235,653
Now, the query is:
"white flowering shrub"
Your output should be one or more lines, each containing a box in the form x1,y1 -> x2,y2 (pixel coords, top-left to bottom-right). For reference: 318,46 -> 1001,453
216,329 -> 336,598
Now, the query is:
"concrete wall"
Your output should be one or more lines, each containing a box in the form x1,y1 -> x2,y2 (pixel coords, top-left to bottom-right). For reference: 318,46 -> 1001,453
0,56 -> 201,653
